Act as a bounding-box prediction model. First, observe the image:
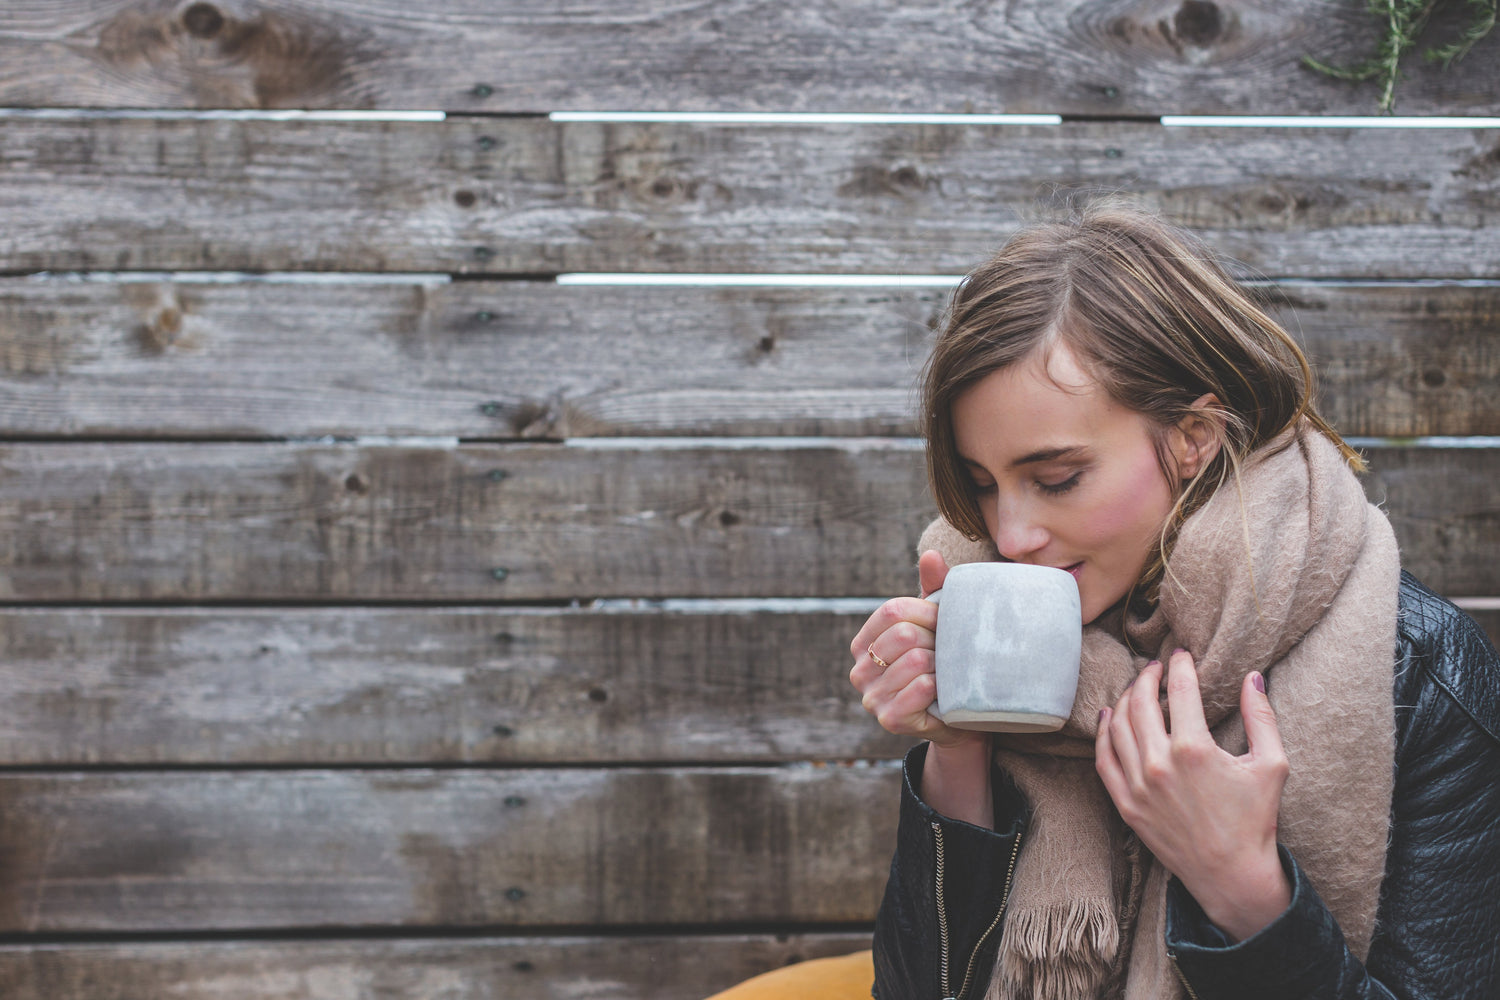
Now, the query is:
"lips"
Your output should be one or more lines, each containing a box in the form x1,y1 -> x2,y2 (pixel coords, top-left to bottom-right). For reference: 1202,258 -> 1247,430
1060,562 -> 1084,581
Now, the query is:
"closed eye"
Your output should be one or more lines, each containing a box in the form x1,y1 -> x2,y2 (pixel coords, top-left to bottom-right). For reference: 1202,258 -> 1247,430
1038,472 -> 1081,496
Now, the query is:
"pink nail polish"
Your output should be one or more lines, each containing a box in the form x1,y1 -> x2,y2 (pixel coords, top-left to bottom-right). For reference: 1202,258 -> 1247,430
1252,672 -> 1266,694
1099,709 -> 1108,724
1173,647 -> 1186,655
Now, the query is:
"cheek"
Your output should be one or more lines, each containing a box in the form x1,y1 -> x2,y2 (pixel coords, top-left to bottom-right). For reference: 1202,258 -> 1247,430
1084,452 -> 1175,553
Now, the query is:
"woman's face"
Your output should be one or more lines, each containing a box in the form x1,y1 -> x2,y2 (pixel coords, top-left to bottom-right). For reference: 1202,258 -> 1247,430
951,344 -> 1189,624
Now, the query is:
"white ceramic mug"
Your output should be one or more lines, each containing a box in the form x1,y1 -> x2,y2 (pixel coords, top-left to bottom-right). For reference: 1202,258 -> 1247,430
928,562 -> 1083,733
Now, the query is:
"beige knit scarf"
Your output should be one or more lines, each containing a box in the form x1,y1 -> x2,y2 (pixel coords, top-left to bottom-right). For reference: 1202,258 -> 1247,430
917,425 -> 1400,1000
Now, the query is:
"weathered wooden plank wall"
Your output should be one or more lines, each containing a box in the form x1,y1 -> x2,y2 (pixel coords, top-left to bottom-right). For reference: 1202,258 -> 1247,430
0,605 -> 899,765
4,118 -> 1500,277
1,1 -> 1498,115
0,935 -> 876,1000
0,768 -> 899,930
2,279 -> 1496,438
0,2 -> 1496,997
0,443 -> 1495,599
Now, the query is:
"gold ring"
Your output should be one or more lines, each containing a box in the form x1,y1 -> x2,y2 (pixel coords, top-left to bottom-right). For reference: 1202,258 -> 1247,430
867,644 -> 890,669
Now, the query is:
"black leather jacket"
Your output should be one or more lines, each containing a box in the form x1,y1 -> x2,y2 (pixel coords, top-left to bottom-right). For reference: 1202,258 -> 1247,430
872,573 -> 1500,999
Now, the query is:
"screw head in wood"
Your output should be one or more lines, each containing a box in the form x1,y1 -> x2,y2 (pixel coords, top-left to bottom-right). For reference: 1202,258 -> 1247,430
471,83 -> 494,99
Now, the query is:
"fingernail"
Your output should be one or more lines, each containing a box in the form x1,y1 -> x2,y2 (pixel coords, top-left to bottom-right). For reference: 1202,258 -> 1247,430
1252,672 -> 1265,694
1099,708 -> 1107,723
1173,647 -> 1186,655
1147,660 -> 1161,669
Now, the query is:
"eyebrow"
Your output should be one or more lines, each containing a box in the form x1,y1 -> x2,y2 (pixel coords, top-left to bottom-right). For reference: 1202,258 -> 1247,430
960,445 -> 1089,472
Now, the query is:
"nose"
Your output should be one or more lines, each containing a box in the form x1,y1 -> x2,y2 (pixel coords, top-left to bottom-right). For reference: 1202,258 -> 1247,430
990,495 -> 1050,561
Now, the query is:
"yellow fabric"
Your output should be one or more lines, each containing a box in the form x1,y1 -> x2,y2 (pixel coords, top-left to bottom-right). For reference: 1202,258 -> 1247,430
704,950 -> 874,1000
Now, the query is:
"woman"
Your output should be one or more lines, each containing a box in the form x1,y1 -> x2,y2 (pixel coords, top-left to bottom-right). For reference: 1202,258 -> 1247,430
844,206 -> 1500,999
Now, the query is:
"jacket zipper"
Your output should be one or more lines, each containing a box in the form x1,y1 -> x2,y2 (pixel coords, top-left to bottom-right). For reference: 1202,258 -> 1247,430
1168,950 -> 1201,1000
932,822 -> 954,999
932,822 -> 1024,1000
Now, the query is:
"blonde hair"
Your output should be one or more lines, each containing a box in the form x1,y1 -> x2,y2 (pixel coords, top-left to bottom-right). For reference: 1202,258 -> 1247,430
921,203 -> 1361,612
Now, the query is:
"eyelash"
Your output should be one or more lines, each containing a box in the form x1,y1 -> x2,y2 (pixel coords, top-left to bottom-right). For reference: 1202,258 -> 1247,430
1039,472 -> 1082,496
969,472 -> 1082,497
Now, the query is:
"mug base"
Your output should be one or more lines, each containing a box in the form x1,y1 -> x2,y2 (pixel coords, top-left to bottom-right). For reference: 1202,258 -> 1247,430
941,708 -> 1068,733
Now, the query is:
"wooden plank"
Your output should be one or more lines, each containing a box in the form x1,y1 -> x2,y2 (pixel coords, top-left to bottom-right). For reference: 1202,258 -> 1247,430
4,596 -> 1494,769
2,596 -> 1491,770
2,278 -> 1497,439
1462,607 -> 1500,651
0,279 -> 942,440
0,934 -> 875,1000
4,118 -> 1500,278
1364,445 -> 1500,599
1257,283 -> 1500,439
0,442 -> 1495,600
0,440 -> 935,600
0,1 -> 1496,116
0,767 -> 901,932
0,605 -> 907,766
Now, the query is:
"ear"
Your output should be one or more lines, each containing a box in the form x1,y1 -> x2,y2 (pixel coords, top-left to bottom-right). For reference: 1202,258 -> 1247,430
1169,393 -> 1224,480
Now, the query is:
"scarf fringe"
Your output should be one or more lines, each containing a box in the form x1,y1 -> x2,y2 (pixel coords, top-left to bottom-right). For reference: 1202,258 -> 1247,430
993,897 -> 1118,1000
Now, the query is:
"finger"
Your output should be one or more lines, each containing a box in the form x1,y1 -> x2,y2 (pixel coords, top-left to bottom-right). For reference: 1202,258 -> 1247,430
1108,681 -> 1145,786
1240,671 -> 1288,766
1127,659 -> 1170,762
1094,707 -> 1130,804
917,549 -> 950,600
860,646 -> 935,714
849,649 -> 884,693
869,657 -> 946,737
864,619 -> 936,677
1164,648 -> 1210,742
883,669 -> 942,730
849,597 -> 939,658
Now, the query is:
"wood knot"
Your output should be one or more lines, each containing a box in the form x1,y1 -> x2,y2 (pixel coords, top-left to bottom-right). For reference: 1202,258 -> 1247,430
1172,0 -> 1223,46
891,165 -> 922,188
837,163 -> 931,198
138,298 -> 189,353
181,2 -> 225,39
97,3 -> 361,108
152,306 -> 182,343
507,399 -> 559,437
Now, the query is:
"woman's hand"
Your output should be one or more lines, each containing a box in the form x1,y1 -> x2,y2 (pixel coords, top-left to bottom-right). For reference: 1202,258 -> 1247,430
1095,650 -> 1292,942
849,551 -> 982,750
